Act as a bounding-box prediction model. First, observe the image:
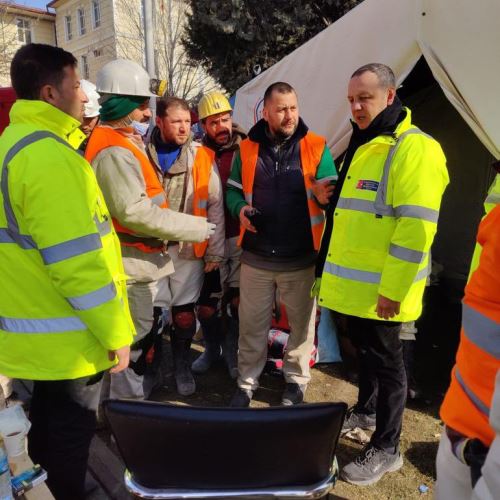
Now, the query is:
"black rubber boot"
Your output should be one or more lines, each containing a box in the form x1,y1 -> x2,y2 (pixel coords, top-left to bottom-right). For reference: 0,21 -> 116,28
170,329 -> 196,396
192,315 -> 223,374
224,315 -> 239,380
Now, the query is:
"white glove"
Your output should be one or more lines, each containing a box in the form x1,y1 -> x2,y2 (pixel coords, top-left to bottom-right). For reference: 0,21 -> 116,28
204,222 -> 216,240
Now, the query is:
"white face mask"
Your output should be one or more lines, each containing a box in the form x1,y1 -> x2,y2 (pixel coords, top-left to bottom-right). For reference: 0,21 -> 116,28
132,120 -> 149,137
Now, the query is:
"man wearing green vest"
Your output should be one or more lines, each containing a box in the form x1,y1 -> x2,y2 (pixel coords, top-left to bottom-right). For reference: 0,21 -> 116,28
318,63 -> 449,485
0,44 -> 135,499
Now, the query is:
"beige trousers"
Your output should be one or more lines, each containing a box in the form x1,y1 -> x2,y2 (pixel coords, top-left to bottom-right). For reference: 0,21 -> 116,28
238,263 -> 315,391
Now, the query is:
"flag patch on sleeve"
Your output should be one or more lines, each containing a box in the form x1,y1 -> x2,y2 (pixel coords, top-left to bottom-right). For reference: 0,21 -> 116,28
356,180 -> 379,191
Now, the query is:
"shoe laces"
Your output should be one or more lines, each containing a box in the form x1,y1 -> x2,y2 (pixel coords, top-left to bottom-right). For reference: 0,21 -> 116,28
355,446 -> 377,466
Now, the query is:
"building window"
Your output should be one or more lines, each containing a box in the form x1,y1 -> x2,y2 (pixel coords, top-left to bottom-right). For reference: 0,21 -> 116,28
81,55 -> 89,79
77,8 -> 86,36
93,48 -> 102,57
17,18 -> 32,44
91,0 -> 101,29
64,15 -> 72,41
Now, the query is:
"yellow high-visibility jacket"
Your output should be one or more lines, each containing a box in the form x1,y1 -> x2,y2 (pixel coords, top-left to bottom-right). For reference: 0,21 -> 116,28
0,100 -> 135,380
469,173 -> 500,278
319,108 -> 449,321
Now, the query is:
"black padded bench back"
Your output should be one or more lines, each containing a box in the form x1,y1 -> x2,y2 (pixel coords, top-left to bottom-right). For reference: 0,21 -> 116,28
104,400 -> 347,490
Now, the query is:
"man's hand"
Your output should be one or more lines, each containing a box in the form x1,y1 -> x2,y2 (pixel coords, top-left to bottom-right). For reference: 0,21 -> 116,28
376,294 -> 401,320
239,205 -> 257,233
108,345 -> 131,373
204,261 -> 220,272
309,176 -> 335,205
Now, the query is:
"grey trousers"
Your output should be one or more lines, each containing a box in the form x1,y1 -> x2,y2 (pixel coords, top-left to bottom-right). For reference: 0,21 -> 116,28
105,279 -> 160,400
237,263 -> 316,391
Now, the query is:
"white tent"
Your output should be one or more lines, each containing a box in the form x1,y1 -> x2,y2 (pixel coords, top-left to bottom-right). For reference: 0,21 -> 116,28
232,0 -> 499,280
233,0 -> 500,159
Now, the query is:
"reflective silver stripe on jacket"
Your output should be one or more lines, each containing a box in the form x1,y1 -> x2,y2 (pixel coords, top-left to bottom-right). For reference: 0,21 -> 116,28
227,178 -> 243,190
67,282 -> 117,311
336,128 -> 439,221
151,193 -> 166,206
93,216 -> 111,237
336,197 -> 438,222
0,227 -> 35,248
1,131 -> 109,263
197,200 -> 208,210
389,243 -> 427,264
1,131 -> 69,248
0,315 -> 86,333
462,303 -> 500,358
394,205 -> 439,223
323,261 -> 428,284
310,214 -> 325,226
455,367 -> 490,417
374,128 -> 431,215
485,191 -> 500,205
40,234 -> 102,265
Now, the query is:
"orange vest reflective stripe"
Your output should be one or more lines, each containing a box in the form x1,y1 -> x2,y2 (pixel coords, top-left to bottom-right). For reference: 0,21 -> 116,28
440,204 -> 500,446
192,146 -> 215,258
237,131 -> 325,250
85,126 -> 168,253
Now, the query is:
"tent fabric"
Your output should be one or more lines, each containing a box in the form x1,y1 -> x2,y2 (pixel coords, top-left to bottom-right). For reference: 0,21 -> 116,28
418,0 -> 500,158
233,0 -> 500,159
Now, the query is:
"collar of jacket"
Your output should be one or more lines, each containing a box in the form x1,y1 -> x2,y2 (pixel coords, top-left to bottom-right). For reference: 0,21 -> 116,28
247,116 -> 308,146
9,99 -> 86,149
148,125 -> 193,175
357,106 -> 413,148
202,122 -> 247,154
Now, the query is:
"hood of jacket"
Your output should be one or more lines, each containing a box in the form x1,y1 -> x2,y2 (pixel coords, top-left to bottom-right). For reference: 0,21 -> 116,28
9,99 -> 86,149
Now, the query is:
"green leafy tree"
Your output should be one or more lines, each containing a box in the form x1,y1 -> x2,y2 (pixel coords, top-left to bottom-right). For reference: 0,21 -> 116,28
184,0 -> 363,94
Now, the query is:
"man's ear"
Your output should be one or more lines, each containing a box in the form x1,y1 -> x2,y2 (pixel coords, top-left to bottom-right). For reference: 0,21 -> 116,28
39,84 -> 58,105
155,115 -> 162,127
262,106 -> 269,122
387,87 -> 396,106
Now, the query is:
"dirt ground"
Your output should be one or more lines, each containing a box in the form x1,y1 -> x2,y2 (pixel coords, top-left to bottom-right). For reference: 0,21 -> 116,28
143,341 -> 443,500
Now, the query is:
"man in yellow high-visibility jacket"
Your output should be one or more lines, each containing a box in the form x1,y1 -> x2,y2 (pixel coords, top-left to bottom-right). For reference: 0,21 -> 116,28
318,63 -> 449,485
0,44 -> 134,499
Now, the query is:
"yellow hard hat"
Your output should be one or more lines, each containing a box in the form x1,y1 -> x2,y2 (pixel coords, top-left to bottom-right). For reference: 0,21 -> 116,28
198,91 -> 232,120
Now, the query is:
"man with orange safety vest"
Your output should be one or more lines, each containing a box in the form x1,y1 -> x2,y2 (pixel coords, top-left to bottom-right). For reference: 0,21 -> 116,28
85,60 -> 215,401
146,96 -> 225,396
191,91 -> 247,380
435,201 -> 500,499
226,81 -> 337,407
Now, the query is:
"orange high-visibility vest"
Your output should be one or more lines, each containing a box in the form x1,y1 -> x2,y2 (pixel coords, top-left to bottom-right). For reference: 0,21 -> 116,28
85,126 -> 168,253
238,131 -> 325,250
440,204 -> 500,446
192,145 -> 215,258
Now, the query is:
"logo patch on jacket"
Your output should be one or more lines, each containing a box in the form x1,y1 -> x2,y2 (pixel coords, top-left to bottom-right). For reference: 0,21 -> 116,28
356,180 -> 379,191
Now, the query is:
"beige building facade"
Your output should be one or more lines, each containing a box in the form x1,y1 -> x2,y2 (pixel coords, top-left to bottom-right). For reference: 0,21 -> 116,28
0,2 -> 56,86
49,0 -> 215,100
47,0 -> 142,83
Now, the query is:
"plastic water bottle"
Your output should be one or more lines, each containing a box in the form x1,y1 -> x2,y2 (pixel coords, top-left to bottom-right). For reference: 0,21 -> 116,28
0,439 -> 12,500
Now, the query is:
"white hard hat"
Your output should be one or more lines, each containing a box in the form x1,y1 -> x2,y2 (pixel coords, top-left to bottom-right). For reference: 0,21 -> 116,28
96,59 -> 154,97
80,79 -> 100,118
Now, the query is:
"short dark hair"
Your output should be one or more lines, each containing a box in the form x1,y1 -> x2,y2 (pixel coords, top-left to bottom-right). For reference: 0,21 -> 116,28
263,82 -> 296,105
351,63 -> 396,89
156,96 -> 190,118
10,43 -> 77,100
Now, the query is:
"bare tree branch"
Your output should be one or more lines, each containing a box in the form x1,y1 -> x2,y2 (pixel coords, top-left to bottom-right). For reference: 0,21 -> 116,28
115,0 -> 218,100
